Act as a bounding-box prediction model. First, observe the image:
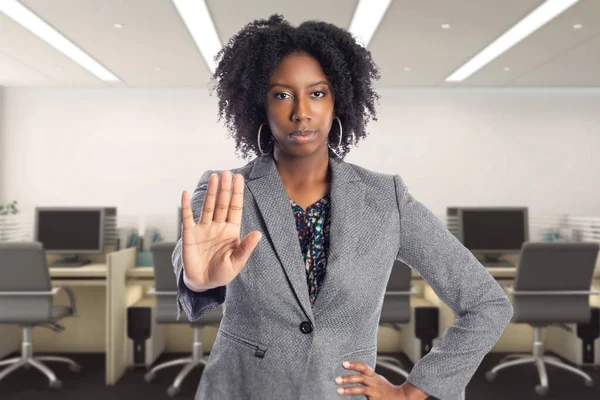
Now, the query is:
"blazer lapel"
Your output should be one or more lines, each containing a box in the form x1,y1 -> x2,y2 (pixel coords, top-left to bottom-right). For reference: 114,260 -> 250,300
246,151 -> 366,326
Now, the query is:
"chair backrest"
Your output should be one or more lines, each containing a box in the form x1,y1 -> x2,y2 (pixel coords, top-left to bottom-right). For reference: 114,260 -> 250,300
150,241 -> 180,323
513,242 -> 599,325
0,241 -> 52,323
380,260 -> 412,324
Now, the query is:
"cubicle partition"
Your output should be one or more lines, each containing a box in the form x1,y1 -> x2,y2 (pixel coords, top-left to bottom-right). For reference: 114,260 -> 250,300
106,247 -> 139,385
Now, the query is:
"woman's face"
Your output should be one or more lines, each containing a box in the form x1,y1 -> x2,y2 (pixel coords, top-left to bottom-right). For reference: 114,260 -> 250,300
264,52 -> 335,157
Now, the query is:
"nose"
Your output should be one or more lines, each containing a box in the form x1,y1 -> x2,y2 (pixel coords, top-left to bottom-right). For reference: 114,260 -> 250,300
291,96 -> 310,122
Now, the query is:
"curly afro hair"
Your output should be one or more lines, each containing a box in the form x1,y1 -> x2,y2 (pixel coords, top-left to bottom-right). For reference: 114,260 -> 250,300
209,14 -> 381,161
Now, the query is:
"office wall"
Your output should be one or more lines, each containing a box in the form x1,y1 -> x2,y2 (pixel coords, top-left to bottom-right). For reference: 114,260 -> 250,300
1,88 -> 599,231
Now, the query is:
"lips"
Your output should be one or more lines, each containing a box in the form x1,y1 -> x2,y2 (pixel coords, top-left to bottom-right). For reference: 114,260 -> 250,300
290,130 -> 316,137
288,130 -> 316,143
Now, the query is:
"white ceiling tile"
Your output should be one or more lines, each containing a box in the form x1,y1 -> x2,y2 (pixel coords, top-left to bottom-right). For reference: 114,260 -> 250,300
207,0 -> 358,44
511,33 -> 600,87
465,0 -> 600,87
18,0 -> 212,87
369,0 -> 545,87
0,51 -> 60,86
0,0 -> 597,88
0,13 -> 105,86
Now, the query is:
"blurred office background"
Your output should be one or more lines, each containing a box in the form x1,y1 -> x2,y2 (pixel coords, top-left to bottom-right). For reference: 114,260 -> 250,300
0,1 -> 599,399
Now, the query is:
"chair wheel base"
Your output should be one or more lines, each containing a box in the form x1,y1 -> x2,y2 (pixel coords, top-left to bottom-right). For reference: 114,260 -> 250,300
584,379 -> 594,387
535,385 -> 548,396
144,372 -> 155,383
167,386 -> 180,397
485,371 -> 496,382
49,379 -> 62,389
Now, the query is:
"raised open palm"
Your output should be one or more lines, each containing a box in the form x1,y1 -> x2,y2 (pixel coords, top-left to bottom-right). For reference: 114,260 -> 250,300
181,170 -> 262,292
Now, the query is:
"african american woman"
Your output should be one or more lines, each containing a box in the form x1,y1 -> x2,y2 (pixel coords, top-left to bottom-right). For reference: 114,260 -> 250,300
173,14 -> 513,400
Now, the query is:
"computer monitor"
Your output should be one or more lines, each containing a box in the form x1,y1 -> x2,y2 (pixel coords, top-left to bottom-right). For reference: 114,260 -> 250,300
457,207 -> 529,266
35,207 -> 105,267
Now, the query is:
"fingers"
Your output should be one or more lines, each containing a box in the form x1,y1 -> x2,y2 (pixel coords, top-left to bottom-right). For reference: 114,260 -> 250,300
199,173 -> 219,225
336,362 -> 375,397
181,190 -> 193,228
193,171 -> 243,227
181,191 -> 196,244
337,384 -> 370,396
213,170 -> 232,223
227,174 -> 244,225
336,373 -> 367,385
231,230 -> 262,270
343,361 -> 375,377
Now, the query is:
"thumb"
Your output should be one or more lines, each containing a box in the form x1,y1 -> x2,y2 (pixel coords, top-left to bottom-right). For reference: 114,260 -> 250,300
231,231 -> 262,269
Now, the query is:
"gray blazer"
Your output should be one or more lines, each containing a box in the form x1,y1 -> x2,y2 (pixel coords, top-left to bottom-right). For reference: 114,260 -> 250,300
172,151 -> 514,400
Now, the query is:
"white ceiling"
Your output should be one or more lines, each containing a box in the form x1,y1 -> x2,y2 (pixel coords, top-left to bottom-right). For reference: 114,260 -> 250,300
0,0 -> 598,88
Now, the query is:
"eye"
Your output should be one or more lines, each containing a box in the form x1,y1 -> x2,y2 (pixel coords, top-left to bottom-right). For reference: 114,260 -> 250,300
275,93 -> 290,100
312,91 -> 326,98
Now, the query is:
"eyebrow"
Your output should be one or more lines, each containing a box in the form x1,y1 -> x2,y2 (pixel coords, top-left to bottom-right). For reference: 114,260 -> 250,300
269,81 -> 330,90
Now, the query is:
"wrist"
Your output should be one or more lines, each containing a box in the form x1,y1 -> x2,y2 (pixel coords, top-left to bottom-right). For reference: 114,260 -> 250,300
182,270 -> 210,292
398,382 -> 428,400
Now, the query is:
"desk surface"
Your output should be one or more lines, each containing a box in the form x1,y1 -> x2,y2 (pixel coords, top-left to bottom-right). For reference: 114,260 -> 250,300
127,266 -> 153,279
50,264 -> 107,278
126,266 -> 600,280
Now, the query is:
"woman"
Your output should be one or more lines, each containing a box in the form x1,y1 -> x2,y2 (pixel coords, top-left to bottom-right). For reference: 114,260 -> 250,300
173,15 -> 513,400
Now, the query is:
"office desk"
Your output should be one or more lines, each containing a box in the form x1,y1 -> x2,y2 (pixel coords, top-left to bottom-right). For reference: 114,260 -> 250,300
130,265 -> 600,282
50,263 -> 107,279
126,261 -> 599,357
410,255 -> 600,366
45,264 -> 109,357
7,249 -> 593,386
125,266 -> 221,359
127,266 -> 153,281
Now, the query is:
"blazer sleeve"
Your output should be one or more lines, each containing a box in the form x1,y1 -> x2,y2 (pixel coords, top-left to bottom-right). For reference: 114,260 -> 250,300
393,174 -> 514,399
173,169 -> 227,322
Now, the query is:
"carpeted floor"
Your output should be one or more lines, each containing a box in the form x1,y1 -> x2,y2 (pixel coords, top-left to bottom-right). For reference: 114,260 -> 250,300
0,351 -> 598,399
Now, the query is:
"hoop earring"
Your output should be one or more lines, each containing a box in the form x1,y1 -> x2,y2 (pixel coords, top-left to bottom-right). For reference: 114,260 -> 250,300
328,116 -> 343,153
257,123 -> 271,156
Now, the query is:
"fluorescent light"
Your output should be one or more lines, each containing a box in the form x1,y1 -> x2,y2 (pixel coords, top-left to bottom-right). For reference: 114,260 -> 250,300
172,0 -> 221,74
0,0 -> 120,82
445,0 -> 581,82
441,24 -> 451,29
572,23 -> 583,29
348,0 -> 393,47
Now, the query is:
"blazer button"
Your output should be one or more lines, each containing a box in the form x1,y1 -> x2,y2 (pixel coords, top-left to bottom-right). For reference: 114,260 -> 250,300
299,321 -> 313,334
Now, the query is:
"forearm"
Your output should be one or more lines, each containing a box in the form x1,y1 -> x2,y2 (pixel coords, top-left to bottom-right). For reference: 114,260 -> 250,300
405,294 -> 513,398
393,173 -> 514,398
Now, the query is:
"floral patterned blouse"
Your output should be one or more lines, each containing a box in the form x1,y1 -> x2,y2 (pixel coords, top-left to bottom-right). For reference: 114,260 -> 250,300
290,194 -> 331,306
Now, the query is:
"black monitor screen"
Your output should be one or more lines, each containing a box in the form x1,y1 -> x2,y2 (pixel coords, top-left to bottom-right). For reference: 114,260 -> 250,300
36,210 -> 103,252
460,210 -> 527,251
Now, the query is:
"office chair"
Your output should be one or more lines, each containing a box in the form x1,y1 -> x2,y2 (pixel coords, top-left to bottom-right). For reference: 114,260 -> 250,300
376,260 -> 413,380
145,241 -> 223,397
0,242 -> 81,388
485,242 -> 600,396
